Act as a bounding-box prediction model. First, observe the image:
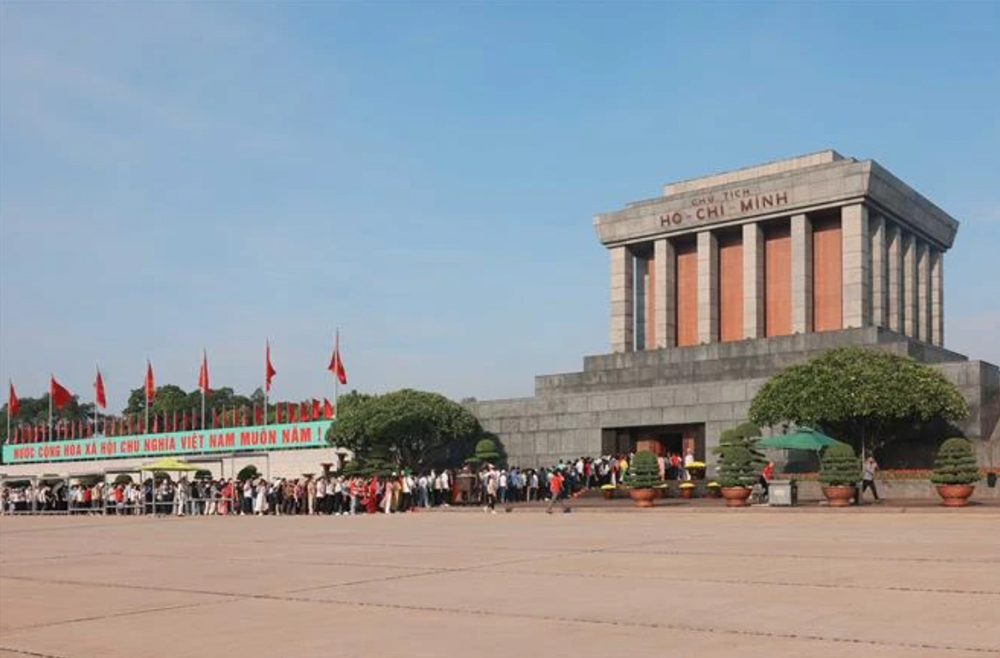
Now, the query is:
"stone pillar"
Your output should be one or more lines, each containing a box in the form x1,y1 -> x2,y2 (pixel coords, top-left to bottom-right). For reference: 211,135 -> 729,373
743,223 -> 764,339
931,249 -> 944,347
841,204 -> 871,328
697,230 -> 719,344
870,214 -> 888,327
635,255 -> 648,349
917,241 -> 931,342
610,246 -> 634,352
654,238 -> 675,348
902,232 -> 918,338
791,213 -> 813,333
887,223 -> 903,333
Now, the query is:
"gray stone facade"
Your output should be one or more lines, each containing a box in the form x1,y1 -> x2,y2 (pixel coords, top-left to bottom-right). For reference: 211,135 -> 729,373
471,327 -> 1000,467
471,151 -> 1000,468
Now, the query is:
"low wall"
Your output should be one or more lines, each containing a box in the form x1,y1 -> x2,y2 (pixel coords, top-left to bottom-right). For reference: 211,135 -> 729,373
784,478 -> 1000,500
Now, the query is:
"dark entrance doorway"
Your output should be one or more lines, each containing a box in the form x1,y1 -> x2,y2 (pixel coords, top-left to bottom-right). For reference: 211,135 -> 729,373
601,424 -> 705,461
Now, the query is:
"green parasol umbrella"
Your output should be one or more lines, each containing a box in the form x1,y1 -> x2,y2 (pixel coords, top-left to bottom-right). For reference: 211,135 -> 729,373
757,428 -> 848,451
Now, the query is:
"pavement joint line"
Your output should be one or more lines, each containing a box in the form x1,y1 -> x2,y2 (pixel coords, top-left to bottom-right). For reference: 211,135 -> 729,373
283,545 -> 619,593
289,597 -> 1000,655
0,597 -> 235,633
605,548 -> 1000,564
11,575 -> 994,655
0,647 -> 68,658
477,567 -> 1000,597
22,551 -> 445,573
0,552 -> 124,566
4,567 -> 997,654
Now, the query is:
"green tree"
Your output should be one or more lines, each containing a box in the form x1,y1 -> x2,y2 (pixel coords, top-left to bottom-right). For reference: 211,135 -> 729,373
713,422 -> 766,488
931,438 -> 980,485
749,347 -> 967,454
626,451 -> 660,488
327,389 -> 482,471
818,443 -> 860,486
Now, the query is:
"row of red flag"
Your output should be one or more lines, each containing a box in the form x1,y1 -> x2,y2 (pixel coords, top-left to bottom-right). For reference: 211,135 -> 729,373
4,398 -> 337,444
5,335 -> 347,425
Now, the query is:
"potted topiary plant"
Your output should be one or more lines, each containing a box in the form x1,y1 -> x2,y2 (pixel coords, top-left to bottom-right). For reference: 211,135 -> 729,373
819,443 -> 859,507
931,437 -> 979,507
713,424 -> 765,507
626,451 -> 660,507
679,482 -> 696,499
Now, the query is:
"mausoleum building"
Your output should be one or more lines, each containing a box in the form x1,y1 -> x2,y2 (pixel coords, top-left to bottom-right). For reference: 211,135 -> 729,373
471,151 -> 999,466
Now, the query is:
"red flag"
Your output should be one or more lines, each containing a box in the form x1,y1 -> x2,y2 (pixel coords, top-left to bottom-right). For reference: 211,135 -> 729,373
327,331 -> 348,385
7,382 -> 19,418
198,350 -> 209,394
144,361 -> 155,403
265,341 -> 277,392
299,401 -> 308,421
254,404 -> 263,425
241,407 -> 248,426
50,376 -> 73,410
94,368 -> 107,409
153,414 -> 159,433
71,421 -> 77,439
323,398 -> 334,419
290,403 -> 298,423
311,399 -> 320,420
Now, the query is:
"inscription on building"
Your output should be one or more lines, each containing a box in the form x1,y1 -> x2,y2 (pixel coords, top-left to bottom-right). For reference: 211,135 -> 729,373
658,187 -> 790,227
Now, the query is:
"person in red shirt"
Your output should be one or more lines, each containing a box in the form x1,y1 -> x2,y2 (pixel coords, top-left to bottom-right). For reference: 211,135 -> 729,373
759,461 -> 774,501
546,470 -> 566,514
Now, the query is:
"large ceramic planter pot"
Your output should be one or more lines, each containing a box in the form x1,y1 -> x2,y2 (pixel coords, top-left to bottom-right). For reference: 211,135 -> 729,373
629,488 -> 656,508
822,485 -> 856,507
679,487 -> 694,499
936,484 -> 975,507
602,488 -> 614,500
721,486 -> 751,507
654,486 -> 669,499
707,486 -> 722,499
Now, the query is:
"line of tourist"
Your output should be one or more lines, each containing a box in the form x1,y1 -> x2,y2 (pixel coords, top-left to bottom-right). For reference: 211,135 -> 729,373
2,452 -> 707,516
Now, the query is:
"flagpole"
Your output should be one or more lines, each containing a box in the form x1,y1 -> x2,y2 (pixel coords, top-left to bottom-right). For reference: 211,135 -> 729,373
264,341 -> 268,428
94,366 -> 99,436
5,380 -> 9,445
201,350 -> 206,432
334,328 -> 340,414
48,375 -> 53,438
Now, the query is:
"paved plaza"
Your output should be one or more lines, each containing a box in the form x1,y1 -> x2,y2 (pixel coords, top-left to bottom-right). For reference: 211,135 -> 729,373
1,508 -> 999,658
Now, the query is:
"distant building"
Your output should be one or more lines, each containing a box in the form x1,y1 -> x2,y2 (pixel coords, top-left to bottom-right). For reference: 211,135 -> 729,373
471,151 -> 999,466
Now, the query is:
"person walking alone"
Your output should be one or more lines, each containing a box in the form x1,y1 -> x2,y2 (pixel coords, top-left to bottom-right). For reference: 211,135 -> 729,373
860,455 -> 880,504
546,469 -> 566,514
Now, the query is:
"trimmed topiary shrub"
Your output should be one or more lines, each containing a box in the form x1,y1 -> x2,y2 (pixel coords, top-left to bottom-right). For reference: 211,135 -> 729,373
237,465 -> 259,482
931,438 -> 980,485
627,451 -> 661,489
713,423 -> 765,488
474,438 -> 501,464
819,443 -> 860,486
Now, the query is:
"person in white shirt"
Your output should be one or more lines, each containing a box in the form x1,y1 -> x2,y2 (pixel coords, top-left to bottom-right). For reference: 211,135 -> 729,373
440,470 -> 450,507
316,477 -> 327,515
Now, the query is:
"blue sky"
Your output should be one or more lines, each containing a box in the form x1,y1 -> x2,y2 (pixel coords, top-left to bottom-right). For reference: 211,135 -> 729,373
1,1 -> 998,410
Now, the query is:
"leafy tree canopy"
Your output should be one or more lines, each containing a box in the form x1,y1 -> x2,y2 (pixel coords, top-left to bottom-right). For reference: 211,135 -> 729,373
749,347 -> 967,453
327,388 -> 483,472
2,395 -> 95,439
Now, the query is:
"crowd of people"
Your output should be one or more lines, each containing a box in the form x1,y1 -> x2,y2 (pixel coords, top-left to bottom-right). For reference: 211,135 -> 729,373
1,451 -> 712,516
